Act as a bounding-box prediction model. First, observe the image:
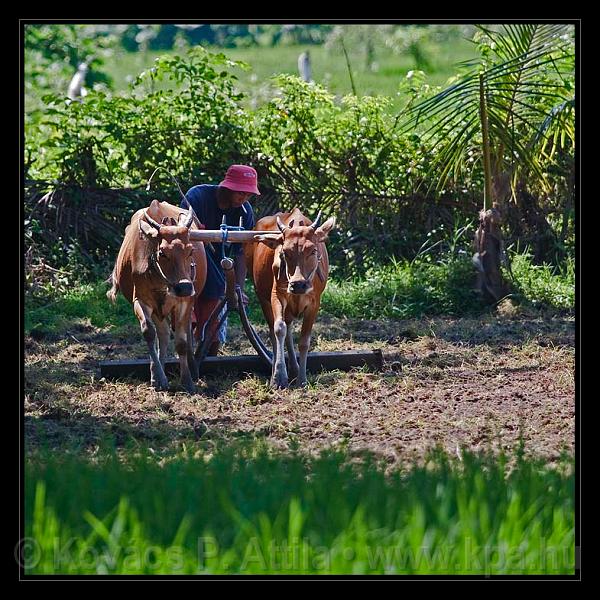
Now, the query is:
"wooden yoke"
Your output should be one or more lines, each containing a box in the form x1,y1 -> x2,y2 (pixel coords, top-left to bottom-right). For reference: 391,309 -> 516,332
189,230 -> 273,243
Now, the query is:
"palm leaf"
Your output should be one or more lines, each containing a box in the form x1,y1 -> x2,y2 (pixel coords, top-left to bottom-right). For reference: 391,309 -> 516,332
401,23 -> 574,196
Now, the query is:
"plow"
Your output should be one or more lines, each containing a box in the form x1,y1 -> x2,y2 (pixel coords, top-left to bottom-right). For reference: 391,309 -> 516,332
99,221 -> 383,383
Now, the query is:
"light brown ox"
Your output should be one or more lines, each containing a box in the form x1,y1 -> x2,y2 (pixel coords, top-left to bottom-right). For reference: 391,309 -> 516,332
107,200 -> 207,393
245,207 -> 336,389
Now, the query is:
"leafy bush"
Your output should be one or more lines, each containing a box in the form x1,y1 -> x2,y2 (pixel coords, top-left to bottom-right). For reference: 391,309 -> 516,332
27,46 -> 252,188
24,39 -> 574,298
509,251 -> 575,311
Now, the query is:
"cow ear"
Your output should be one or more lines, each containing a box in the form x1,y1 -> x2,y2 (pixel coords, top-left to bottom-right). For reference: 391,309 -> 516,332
314,216 -> 336,242
139,219 -> 160,239
254,233 -> 283,249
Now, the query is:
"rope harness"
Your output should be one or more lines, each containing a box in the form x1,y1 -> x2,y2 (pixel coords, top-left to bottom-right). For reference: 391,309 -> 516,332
149,248 -> 196,290
278,249 -> 323,284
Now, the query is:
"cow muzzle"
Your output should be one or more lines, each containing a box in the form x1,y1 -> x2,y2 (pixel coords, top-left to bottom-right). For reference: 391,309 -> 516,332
172,280 -> 195,297
288,280 -> 310,295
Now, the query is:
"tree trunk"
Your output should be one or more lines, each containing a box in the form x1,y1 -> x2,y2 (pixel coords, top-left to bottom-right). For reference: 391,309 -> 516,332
472,203 -> 510,304
473,73 -> 509,304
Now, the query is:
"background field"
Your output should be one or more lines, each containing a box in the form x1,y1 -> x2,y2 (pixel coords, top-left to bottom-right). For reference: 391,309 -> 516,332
103,39 -> 479,114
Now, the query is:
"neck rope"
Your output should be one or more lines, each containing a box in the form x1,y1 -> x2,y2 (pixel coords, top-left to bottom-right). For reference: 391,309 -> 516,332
150,250 -> 196,289
278,250 -> 321,283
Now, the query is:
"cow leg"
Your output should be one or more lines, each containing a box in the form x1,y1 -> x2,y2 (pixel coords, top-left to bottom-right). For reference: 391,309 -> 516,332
271,317 -> 289,388
187,320 -> 199,382
297,311 -> 317,388
174,302 -> 196,394
285,321 -> 299,383
152,314 -> 171,371
134,299 -> 168,391
268,294 -> 289,389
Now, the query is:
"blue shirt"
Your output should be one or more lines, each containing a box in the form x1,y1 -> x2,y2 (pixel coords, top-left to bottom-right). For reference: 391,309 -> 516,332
182,184 -> 255,299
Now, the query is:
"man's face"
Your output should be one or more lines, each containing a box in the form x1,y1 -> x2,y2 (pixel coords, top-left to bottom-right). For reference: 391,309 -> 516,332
228,190 -> 252,208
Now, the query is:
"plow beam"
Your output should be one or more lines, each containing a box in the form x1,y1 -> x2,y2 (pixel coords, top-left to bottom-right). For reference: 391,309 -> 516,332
99,349 -> 384,381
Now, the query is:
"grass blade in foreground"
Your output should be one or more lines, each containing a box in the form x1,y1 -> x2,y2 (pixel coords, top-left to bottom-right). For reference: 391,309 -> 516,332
24,444 -> 575,575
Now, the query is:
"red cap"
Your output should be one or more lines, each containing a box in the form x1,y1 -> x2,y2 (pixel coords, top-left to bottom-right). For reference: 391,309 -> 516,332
219,164 -> 261,195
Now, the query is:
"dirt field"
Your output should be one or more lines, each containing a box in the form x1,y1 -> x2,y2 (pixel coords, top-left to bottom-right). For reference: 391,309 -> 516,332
24,302 -> 575,465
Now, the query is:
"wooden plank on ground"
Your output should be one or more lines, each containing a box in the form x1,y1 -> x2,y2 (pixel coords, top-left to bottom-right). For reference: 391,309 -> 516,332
98,350 -> 383,381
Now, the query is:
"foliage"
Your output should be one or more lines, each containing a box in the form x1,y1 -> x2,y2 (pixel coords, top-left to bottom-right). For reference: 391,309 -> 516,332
252,74 -> 482,274
401,24 -> 575,201
27,46 -> 251,187
508,250 -> 575,310
24,30 -> 575,298
24,442 -> 574,574
116,24 -> 334,52
24,24 -> 118,119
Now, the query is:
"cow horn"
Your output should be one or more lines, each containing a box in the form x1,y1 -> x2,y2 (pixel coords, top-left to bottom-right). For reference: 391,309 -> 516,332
143,210 -> 162,230
276,216 -> 288,233
182,205 -> 195,229
178,198 -> 196,229
310,211 -> 322,230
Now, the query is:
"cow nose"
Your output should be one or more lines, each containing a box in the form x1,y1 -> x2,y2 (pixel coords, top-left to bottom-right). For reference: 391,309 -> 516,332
289,280 -> 308,294
173,281 -> 194,297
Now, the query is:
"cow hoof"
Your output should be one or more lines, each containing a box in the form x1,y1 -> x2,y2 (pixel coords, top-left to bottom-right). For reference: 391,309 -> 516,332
290,379 -> 308,389
187,358 -> 199,381
270,378 -> 288,390
152,380 -> 169,392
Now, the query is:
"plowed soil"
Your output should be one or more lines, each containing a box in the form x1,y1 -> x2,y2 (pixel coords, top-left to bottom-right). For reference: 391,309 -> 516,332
24,303 -> 575,465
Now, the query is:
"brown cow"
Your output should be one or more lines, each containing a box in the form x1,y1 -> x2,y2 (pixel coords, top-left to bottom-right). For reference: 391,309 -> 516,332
107,200 -> 207,393
245,207 -> 336,389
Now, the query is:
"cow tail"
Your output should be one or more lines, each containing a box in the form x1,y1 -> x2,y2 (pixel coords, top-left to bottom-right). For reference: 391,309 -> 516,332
106,269 -> 119,303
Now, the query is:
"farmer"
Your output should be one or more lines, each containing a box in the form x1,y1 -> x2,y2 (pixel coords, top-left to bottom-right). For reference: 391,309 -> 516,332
181,164 -> 260,356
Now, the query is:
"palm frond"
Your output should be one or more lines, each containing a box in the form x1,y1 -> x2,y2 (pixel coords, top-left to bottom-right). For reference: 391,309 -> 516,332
530,98 -> 575,153
401,23 -> 574,195
477,23 -> 572,64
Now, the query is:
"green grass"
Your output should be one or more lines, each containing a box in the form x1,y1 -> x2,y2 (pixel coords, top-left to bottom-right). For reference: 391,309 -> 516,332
323,256 -> 484,319
323,251 -> 575,319
510,253 -> 575,311
24,442 -> 574,575
25,281 -> 134,337
23,251 -> 575,338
